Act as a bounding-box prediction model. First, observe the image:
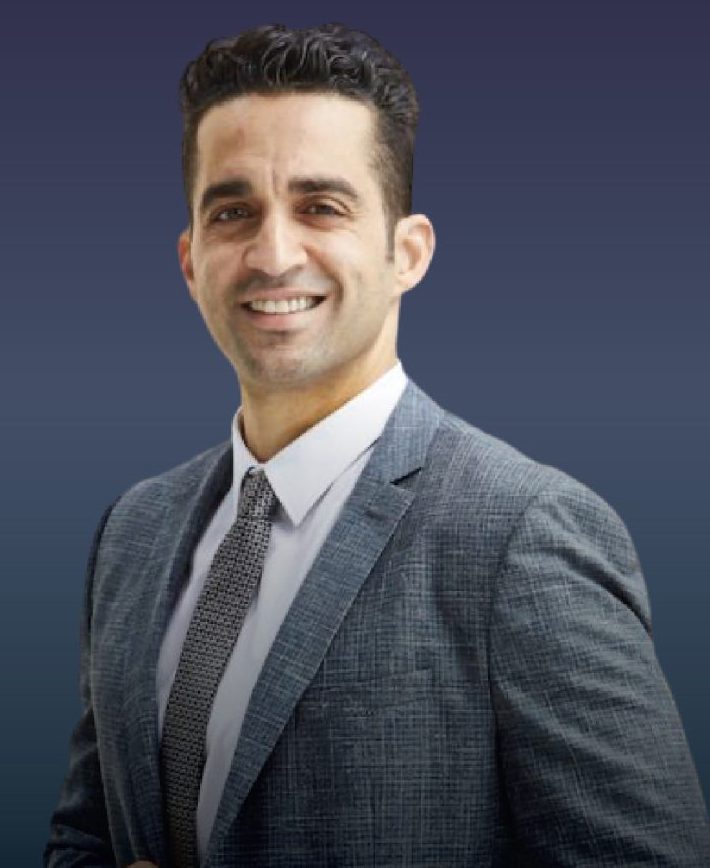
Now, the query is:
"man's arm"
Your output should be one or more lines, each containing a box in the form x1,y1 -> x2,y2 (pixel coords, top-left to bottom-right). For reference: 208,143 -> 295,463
490,478 -> 710,866
44,500 -> 118,867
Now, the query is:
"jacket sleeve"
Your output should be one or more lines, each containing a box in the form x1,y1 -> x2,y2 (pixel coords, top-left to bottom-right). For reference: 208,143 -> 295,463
490,477 -> 710,866
44,499 -> 120,867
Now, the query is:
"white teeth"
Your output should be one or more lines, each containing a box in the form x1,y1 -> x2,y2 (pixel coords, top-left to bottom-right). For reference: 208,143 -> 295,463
247,297 -> 320,314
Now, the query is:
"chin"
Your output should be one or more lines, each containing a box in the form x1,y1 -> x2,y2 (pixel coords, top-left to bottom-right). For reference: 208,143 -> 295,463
237,356 -> 330,390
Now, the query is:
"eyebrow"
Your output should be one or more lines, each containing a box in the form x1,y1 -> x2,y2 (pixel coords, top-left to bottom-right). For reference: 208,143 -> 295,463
198,174 -> 363,216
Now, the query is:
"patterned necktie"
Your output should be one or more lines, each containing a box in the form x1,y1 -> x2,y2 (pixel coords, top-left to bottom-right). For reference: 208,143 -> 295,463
160,468 -> 277,868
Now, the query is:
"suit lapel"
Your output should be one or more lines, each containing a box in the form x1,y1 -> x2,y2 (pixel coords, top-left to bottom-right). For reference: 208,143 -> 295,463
205,380 -> 443,865
122,443 -> 233,865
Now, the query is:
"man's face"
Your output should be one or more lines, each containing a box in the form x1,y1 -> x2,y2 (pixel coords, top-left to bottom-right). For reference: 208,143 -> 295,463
178,92 -> 427,395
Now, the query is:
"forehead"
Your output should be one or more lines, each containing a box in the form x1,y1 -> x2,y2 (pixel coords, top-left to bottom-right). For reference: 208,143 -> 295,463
194,92 -> 377,191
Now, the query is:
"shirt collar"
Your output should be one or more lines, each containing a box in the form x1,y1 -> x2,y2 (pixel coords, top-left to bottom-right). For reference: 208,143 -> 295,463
230,360 -> 408,526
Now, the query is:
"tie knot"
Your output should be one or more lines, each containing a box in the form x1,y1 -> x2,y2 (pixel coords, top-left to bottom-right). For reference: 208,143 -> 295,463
238,469 -> 277,520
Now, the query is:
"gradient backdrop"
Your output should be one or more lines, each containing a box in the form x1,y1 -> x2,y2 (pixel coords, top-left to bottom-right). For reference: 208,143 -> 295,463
2,0 -> 708,860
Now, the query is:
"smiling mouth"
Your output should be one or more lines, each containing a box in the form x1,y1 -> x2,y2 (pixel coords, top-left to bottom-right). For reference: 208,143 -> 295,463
242,297 -> 326,314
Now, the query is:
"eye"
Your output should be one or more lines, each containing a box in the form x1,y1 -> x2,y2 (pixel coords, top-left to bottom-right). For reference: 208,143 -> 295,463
213,206 -> 252,222
303,202 -> 342,216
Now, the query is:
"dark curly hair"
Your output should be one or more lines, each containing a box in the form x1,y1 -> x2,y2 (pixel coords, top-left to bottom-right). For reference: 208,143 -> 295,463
179,23 -> 420,248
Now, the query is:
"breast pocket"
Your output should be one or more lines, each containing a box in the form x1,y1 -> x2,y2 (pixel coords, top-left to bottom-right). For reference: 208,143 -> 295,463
296,667 -> 433,721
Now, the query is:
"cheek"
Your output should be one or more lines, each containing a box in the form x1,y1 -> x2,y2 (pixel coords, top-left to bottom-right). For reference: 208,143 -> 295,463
194,252 -> 236,304
315,235 -> 363,279
197,247 -> 226,283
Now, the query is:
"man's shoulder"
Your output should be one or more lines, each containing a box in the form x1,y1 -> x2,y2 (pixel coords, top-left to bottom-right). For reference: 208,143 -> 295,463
418,402 -> 637,580
433,404 -> 564,497
110,439 -> 231,516
429,402 -> 618,524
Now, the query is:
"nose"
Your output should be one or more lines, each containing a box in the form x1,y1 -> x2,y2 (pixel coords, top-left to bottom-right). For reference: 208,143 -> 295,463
243,208 -> 308,276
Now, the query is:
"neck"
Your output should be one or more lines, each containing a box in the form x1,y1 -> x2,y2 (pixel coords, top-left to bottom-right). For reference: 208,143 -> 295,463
237,356 -> 399,463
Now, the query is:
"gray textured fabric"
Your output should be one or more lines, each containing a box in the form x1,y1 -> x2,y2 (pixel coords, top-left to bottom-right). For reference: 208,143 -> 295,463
45,379 -> 710,866
160,469 -> 276,868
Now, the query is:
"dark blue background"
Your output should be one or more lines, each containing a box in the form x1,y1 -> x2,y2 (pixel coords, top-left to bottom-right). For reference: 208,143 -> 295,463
2,0 -> 708,860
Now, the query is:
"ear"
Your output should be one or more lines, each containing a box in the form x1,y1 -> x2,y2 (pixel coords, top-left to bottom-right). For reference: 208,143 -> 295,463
393,214 -> 436,297
177,228 -> 197,301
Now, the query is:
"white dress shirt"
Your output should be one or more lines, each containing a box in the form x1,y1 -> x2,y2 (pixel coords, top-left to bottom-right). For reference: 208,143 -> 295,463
156,359 -> 408,861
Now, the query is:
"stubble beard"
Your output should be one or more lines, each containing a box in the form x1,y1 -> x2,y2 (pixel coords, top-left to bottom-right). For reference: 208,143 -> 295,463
230,333 -> 336,394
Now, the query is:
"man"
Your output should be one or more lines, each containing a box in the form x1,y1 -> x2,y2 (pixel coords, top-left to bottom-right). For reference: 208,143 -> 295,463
45,22 -> 709,868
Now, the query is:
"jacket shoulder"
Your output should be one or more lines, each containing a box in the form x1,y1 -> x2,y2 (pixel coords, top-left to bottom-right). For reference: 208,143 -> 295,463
431,408 -> 628,535
108,440 -> 230,519
436,408 -> 567,499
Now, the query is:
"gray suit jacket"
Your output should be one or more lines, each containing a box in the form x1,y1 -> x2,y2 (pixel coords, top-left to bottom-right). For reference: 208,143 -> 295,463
46,379 -> 710,866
